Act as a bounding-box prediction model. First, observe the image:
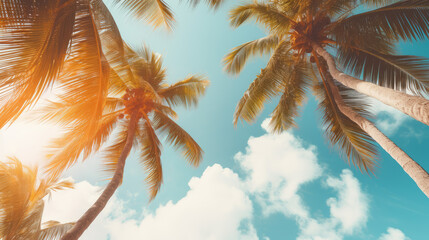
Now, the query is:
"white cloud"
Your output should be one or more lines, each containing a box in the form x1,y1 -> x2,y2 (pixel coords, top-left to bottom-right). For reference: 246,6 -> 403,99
370,99 -> 409,135
235,121 -> 322,218
44,164 -> 257,240
296,170 -> 369,240
108,164 -> 257,240
326,169 -> 369,234
379,228 -> 410,240
236,121 -> 369,240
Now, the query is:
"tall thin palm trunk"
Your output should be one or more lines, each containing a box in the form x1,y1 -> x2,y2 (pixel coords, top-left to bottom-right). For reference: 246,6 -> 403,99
312,43 -> 429,126
61,112 -> 140,240
319,62 -> 429,198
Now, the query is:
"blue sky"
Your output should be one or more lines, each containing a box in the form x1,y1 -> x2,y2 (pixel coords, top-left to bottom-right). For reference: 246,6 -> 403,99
0,1 -> 428,239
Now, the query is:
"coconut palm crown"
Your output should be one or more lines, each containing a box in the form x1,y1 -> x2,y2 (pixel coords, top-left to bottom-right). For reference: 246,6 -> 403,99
0,158 -> 74,240
224,0 -> 429,172
42,44 -> 208,200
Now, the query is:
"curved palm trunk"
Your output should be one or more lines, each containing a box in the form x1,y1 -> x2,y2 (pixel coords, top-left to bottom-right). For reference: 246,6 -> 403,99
61,112 -> 140,240
312,43 -> 429,126
320,63 -> 429,197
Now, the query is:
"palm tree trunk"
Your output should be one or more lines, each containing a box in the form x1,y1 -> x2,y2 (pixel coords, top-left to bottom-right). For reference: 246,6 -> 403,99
61,112 -> 140,240
319,63 -> 429,198
312,43 -> 429,126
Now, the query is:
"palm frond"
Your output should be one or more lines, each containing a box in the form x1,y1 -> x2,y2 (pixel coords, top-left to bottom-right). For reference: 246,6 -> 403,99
269,61 -> 311,133
104,97 -> 124,114
0,159 -> 71,239
138,118 -> 162,201
233,42 -> 292,125
335,0 -> 429,41
152,111 -> 203,166
102,121 -> 131,176
229,2 -> 293,34
46,113 -> 119,177
54,1 -> 109,136
0,0 -> 76,128
127,45 -> 167,89
314,66 -> 378,173
92,0 -> 135,89
17,200 -> 44,239
0,158 -> 34,238
153,103 -> 178,119
159,75 -> 209,108
111,0 -> 175,29
332,26 -> 395,54
0,0 -> 50,27
318,0 -> 357,16
45,180 -> 74,196
39,221 -> 74,240
360,0 -> 398,6
223,35 -> 280,74
337,44 -> 429,95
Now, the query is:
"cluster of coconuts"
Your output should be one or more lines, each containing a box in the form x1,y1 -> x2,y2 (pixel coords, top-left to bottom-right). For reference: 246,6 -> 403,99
118,88 -> 154,119
290,15 -> 331,61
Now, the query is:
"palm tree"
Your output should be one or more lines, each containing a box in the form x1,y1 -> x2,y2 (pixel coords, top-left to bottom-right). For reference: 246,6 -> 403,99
224,0 -> 429,196
39,46 -> 208,239
0,158 -> 74,240
225,0 -> 429,125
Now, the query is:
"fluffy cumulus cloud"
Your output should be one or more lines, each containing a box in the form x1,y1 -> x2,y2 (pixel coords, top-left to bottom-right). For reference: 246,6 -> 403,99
296,170 -> 369,240
107,164 -> 257,240
237,120 -> 369,240
378,228 -> 410,240
325,170 -> 368,234
44,119 -> 374,240
44,165 -> 257,240
236,119 -> 322,218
